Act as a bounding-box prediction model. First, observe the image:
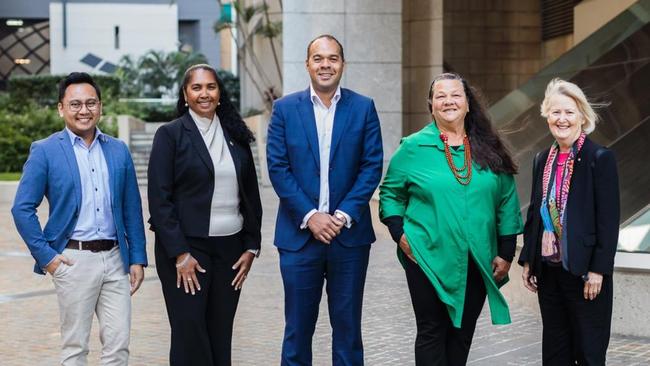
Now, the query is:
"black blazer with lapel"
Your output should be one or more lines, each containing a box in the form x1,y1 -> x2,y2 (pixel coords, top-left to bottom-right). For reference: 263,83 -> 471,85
519,137 -> 620,277
147,112 -> 262,258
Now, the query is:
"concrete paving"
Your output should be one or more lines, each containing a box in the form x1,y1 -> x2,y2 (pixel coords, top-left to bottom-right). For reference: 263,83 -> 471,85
1,187 -> 649,365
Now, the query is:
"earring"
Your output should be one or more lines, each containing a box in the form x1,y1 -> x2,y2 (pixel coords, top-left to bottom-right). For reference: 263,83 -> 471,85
184,102 -> 188,107
217,102 -> 221,106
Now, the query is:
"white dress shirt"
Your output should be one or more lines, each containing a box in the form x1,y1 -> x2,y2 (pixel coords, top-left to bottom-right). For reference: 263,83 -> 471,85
301,84 -> 352,229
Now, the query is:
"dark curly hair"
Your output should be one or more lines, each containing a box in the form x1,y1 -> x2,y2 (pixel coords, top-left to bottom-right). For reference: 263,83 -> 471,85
176,64 -> 254,144
427,73 -> 517,174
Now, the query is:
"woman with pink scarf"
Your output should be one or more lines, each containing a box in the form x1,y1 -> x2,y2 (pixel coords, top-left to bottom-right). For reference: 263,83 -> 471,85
518,78 -> 620,366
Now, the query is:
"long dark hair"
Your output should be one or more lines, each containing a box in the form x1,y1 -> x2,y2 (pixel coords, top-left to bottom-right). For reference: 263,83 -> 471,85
176,64 -> 254,144
428,73 -> 517,175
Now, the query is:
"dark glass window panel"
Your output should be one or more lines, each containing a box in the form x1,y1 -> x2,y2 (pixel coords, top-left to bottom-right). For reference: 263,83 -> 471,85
80,53 -> 102,67
99,61 -> 117,74
0,20 -> 50,87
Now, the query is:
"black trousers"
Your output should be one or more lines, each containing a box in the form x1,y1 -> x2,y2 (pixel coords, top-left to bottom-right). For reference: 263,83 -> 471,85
155,233 -> 244,366
537,263 -> 613,366
403,253 -> 487,366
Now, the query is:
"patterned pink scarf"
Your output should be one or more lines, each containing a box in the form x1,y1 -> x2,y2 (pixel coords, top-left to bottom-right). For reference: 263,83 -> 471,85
540,133 -> 586,263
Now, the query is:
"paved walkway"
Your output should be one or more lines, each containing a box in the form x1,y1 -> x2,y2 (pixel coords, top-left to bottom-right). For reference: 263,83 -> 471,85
1,187 -> 649,365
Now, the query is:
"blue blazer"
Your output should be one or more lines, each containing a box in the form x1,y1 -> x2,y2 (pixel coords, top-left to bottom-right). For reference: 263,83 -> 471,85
267,88 -> 383,250
12,130 -> 147,274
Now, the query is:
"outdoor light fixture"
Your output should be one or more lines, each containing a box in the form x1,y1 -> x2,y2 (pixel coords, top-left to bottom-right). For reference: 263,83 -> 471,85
14,58 -> 31,65
6,19 -> 24,26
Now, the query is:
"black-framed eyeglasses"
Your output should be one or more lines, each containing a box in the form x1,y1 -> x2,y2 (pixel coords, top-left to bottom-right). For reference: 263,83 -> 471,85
65,99 -> 101,112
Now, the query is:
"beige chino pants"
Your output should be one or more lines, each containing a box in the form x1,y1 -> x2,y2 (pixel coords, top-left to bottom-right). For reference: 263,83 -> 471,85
51,245 -> 131,366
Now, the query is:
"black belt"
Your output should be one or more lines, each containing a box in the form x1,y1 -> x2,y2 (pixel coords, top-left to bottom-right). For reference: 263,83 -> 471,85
66,239 -> 116,252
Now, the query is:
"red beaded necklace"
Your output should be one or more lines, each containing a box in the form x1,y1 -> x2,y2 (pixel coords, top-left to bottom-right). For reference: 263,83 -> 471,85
440,132 -> 472,185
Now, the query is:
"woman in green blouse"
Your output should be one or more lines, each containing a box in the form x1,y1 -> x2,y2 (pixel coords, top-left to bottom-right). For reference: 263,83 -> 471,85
379,73 -> 523,365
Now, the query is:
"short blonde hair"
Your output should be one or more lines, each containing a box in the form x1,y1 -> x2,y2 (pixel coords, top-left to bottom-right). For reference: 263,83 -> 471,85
540,78 -> 600,134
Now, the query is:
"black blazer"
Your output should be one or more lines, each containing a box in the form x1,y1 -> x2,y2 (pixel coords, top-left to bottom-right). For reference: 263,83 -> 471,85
147,112 -> 262,258
519,137 -> 620,277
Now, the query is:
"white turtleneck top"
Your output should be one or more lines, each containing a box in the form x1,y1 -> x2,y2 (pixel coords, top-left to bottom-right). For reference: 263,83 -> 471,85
189,109 -> 243,237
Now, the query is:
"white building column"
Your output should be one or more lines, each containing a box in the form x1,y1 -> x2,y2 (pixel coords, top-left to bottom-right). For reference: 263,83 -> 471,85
283,0 -> 403,166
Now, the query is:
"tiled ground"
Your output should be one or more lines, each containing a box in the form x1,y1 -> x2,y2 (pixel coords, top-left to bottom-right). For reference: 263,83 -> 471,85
1,187 -> 649,365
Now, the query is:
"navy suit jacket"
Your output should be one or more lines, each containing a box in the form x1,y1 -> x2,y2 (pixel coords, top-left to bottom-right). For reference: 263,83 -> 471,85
12,130 -> 147,274
147,113 -> 262,259
267,87 -> 383,250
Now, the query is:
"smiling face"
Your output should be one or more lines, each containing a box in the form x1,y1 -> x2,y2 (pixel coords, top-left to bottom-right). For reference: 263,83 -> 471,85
306,37 -> 344,94
546,93 -> 584,150
430,79 -> 469,127
184,68 -> 220,119
57,83 -> 101,139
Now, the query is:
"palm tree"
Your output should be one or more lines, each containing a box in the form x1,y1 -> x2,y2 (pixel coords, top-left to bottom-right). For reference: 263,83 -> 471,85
215,0 -> 282,111
117,50 -> 209,98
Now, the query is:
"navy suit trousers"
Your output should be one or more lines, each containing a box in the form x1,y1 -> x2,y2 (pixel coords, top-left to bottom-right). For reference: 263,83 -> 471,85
279,238 -> 371,366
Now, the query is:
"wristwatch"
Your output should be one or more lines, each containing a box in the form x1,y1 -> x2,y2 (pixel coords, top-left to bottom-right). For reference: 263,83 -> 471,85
334,212 -> 347,225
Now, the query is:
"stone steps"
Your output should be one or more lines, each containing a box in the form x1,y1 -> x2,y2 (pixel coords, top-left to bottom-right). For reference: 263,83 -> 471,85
129,123 -> 162,186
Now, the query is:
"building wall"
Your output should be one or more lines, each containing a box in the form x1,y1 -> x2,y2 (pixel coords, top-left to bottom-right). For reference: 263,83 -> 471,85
282,0 -> 403,164
1,0 -> 220,77
238,0 -> 283,114
49,2 -> 178,74
574,0 -> 637,44
443,0 -> 543,105
402,0 -> 444,135
178,0 -> 222,68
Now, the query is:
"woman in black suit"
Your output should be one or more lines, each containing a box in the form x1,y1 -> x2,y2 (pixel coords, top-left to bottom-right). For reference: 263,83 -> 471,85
519,78 -> 619,366
148,64 -> 262,366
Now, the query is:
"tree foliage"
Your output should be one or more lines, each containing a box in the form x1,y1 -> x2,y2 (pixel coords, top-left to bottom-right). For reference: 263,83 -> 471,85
116,50 -> 209,98
0,92 -> 117,172
214,0 -> 282,111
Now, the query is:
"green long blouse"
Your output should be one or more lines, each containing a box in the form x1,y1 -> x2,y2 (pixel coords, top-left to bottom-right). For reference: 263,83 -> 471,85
379,122 -> 523,327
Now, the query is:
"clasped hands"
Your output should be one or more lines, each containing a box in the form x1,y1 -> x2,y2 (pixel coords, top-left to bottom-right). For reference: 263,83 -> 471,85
175,250 -> 255,295
307,212 -> 345,244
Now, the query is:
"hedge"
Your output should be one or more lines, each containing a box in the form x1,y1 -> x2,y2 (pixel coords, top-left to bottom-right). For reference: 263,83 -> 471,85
217,70 -> 240,109
8,74 -> 120,107
0,93 -> 117,173
104,101 -> 177,122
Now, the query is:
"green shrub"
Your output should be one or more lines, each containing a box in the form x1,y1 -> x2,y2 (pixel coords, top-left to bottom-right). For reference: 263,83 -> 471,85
104,101 -> 176,122
0,104 -> 61,172
0,172 -> 21,181
8,74 -> 120,107
217,70 -> 240,109
0,96 -> 117,172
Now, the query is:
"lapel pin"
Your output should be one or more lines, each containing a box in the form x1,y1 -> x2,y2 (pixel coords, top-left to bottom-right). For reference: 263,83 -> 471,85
229,140 -> 234,146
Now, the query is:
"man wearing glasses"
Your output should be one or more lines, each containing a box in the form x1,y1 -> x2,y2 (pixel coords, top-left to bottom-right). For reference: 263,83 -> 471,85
12,72 -> 147,365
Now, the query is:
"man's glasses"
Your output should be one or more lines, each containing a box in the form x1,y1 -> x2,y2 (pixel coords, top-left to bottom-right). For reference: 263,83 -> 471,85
65,99 -> 100,112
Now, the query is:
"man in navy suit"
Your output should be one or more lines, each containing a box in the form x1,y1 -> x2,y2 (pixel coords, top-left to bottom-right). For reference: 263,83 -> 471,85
267,34 -> 383,365
12,72 -> 147,365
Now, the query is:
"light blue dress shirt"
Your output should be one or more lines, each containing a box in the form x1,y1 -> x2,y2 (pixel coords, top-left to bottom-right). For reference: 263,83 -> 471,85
65,127 -> 117,241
